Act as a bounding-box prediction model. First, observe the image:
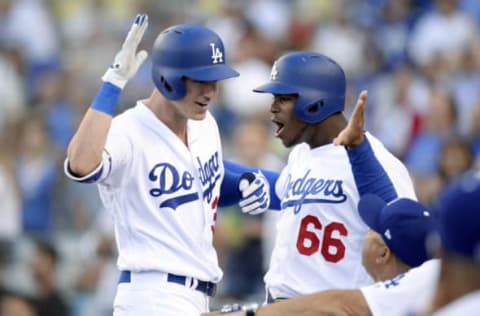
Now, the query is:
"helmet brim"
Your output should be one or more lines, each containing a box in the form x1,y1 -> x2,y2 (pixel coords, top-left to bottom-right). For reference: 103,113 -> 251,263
183,64 -> 239,81
253,81 -> 298,95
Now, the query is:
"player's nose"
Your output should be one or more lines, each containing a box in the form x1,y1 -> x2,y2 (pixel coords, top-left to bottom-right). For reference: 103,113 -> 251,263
270,100 -> 280,113
201,81 -> 218,97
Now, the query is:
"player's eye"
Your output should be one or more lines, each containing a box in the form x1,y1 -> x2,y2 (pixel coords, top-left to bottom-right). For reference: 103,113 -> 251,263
276,95 -> 296,103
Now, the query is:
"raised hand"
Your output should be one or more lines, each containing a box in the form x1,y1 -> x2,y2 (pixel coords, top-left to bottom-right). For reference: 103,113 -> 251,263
333,90 -> 368,149
102,14 -> 149,89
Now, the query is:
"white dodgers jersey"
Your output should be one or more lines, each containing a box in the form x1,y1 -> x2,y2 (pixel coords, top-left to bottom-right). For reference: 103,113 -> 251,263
361,259 -> 440,316
65,102 -> 224,282
265,133 -> 416,298
430,290 -> 480,316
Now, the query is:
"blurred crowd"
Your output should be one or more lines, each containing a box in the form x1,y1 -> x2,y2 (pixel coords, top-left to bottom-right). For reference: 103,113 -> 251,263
1,0 -> 480,315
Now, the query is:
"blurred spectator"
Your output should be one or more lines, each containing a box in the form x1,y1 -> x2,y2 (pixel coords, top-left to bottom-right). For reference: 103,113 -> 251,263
0,0 -> 61,100
370,64 -> 429,158
0,45 -> 26,135
244,0 -> 290,43
416,138 -> 474,204
220,23 -> 274,122
35,71 -> 76,155
408,0 -> 478,70
71,234 -> 117,316
374,0 -> 411,69
29,239 -> 68,316
14,116 -> 58,235
311,0 -> 369,78
405,86 -> 457,178
438,138 -> 474,183
451,45 -> 480,137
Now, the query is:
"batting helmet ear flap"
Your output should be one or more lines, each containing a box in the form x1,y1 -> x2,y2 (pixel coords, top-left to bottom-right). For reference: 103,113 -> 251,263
294,94 -> 345,124
152,65 -> 186,100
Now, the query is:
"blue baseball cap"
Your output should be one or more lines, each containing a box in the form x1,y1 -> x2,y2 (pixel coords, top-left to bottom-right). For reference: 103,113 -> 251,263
436,170 -> 480,261
358,194 -> 435,267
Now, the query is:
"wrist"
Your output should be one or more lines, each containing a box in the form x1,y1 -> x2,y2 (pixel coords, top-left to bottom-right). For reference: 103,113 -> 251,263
102,68 -> 128,89
345,133 -> 365,150
90,82 -> 122,116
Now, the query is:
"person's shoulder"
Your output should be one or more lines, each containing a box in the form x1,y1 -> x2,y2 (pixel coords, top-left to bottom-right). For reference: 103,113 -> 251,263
409,259 -> 441,276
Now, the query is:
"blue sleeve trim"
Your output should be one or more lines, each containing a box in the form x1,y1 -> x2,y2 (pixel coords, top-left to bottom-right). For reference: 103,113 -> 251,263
219,160 -> 281,210
347,138 -> 397,202
78,165 -> 104,183
262,169 -> 281,210
91,82 -> 122,116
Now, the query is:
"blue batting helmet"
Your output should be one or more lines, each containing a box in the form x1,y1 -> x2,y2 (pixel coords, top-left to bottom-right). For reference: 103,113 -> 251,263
151,24 -> 239,100
254,52 -> 346,124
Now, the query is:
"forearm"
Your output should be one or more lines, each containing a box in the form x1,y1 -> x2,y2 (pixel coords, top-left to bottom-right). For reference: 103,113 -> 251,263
347,137 -> 397,202
256,290 -> 370,316
67,108 -> 112,176
67,15 -> 148,177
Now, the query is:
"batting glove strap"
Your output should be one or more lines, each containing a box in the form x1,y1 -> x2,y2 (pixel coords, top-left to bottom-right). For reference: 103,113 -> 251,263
220,303 -> 257,315
238,171 -> 270,215
102,14 -> 149,89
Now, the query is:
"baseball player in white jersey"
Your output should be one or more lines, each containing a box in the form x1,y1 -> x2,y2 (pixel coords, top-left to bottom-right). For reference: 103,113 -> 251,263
248,52 -> 416,300
202,83 -> 437,316
62,14 -> 264,315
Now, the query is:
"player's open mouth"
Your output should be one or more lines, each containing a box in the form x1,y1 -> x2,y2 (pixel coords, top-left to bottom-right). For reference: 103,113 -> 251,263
195,101 -> 208,107
272,120 -> 284,137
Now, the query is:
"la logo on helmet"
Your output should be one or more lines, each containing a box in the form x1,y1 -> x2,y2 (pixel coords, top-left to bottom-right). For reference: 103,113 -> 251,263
270,62 -> 279,80
210,43 -> 223,64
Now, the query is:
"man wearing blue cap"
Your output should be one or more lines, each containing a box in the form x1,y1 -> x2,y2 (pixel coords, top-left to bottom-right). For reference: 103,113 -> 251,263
427,171 -> 480,315
357,194 -> 438,315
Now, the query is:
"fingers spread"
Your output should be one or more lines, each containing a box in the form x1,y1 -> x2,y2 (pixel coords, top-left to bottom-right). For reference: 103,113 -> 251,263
123,14 -> 148,49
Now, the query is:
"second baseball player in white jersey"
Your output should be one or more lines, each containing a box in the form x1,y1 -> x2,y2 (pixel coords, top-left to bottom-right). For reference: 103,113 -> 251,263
238,51 -> 419,299
265,133 -> 416,298
361,259 -> 440,316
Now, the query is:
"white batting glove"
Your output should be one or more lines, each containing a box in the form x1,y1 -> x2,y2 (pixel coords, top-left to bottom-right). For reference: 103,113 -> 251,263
238,171 -> 270,215
102,14 -> 149,89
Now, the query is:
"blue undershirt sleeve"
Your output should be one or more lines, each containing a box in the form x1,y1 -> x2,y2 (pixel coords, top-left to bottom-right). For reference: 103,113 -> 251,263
347,137 -> 398,203
219,160 -> 282,210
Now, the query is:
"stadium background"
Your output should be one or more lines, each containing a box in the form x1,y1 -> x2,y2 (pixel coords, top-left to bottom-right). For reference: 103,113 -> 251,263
0,0 -> 479,315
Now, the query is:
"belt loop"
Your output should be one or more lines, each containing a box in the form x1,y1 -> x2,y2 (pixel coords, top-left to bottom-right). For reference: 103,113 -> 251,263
190,278 -> 199,290
118,271 -> 131,284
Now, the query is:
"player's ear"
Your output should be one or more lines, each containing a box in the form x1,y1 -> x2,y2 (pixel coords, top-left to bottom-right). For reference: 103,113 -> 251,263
376,246 -> 390,264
